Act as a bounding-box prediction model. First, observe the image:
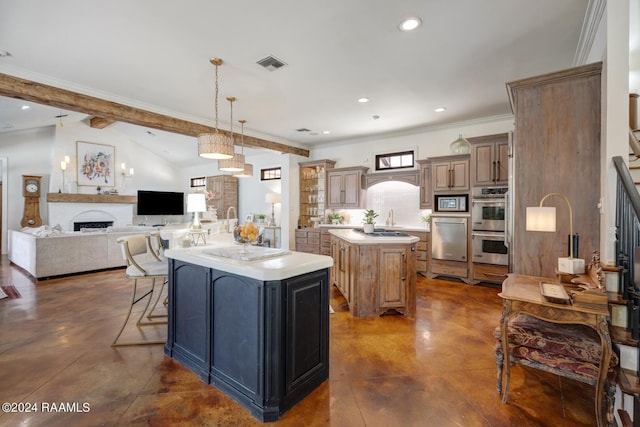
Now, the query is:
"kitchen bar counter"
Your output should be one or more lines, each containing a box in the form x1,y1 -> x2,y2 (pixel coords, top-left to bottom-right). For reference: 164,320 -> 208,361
164,238 -> 332,421
319,223 -> 430,233
165,243 -> 332,281
327,228 -> 420,244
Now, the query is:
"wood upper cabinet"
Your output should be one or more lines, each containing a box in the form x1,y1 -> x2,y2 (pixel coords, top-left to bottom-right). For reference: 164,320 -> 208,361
417,160 -> 432,209
327,166 -> 368,208
507,62 -> 601,278
431,155 -> 469,192
299,159 -> 335,228
206,175 -> 238,217
469,133 -> 510,186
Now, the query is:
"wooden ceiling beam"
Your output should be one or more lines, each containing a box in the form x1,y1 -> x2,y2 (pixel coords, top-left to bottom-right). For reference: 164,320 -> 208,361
0,73 -> 309,157
89,116 -> 116,129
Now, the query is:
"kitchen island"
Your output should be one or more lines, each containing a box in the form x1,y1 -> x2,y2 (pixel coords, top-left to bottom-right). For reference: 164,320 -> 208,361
328,228 -> 419,317
163,242 -> 333,422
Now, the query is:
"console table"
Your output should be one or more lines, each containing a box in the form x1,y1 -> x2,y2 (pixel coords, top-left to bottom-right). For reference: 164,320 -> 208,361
498,274 -> 613,427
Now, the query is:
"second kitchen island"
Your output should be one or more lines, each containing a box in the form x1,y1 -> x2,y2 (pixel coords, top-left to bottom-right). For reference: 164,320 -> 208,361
328,228 -> 419,318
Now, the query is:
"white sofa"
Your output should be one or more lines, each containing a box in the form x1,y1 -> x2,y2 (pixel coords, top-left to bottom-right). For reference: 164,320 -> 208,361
8,226 -> 157,280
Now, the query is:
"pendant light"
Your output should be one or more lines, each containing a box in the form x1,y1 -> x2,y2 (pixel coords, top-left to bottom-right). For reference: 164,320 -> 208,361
449,133 -> 471,154
233,119 -> 254,178
218,97 -> 245,172
198,58 -> 234,159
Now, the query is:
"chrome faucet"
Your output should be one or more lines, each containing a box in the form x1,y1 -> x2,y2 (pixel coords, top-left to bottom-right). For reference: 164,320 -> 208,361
387,209 -> 395,226
226,206 -> 237,233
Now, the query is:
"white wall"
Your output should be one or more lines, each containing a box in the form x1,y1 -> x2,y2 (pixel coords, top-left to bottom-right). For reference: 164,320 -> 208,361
1,126 -> 55,246
310,116 -> 514,169
53,121 -> 186,226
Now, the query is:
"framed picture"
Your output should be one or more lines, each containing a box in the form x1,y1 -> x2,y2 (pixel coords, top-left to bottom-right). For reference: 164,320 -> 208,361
77,141 -> 115,187
245,213 -> 254,223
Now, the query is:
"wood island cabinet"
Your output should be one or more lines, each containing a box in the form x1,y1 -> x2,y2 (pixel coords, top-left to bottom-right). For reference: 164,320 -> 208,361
417,160 -> 432,209
330,234 -> 416,317
431,155 -> 470,192
327,166 -> 368,209
469,133 -> 510,187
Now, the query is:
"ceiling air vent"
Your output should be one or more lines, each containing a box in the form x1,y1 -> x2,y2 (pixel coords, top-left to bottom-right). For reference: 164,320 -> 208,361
257,55 -> 286,71
296,128 -> 311,132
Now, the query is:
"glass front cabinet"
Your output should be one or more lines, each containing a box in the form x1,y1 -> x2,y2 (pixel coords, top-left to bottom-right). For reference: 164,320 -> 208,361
299,159 -> 335,228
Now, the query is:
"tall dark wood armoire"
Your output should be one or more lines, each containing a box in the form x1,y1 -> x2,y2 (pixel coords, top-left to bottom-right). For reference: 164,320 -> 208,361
507,62 -> 602,278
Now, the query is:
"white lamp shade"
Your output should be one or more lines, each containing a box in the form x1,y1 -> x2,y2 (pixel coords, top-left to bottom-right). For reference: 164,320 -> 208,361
233,163 -> 253,177
187,193 -> 207,213
198,132 -> 234,159
218,153 -> 245,172
265,193 -> 281,204
526,206 -> 556,232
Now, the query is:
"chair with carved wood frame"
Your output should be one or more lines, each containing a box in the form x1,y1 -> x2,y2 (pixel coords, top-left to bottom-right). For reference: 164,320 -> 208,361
112,234 -> 168,347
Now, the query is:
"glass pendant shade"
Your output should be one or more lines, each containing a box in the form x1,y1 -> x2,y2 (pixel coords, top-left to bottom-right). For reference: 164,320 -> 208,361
449,133 -> 471,154
234,163 -> 254,177
198,132 -> 234,159
219,152 -> 246,171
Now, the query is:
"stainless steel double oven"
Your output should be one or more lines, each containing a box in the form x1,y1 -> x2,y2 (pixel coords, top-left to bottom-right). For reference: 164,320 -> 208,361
471,187 -> 508,266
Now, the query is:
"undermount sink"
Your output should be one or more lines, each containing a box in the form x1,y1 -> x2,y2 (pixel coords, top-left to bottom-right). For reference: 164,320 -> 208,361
353,228 -> 411,237
203,246 -> 291,261
367,231 -> 411,237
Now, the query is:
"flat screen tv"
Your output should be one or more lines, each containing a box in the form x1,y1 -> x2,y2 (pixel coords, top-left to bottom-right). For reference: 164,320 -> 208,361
137,190 -> 185,216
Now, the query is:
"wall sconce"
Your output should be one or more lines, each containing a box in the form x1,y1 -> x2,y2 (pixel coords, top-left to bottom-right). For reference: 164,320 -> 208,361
187,193 -> 207,230
59,156 -> 69,193
120,162 -> 134,191
526,192 -> 584,274
265,192 -> 281,226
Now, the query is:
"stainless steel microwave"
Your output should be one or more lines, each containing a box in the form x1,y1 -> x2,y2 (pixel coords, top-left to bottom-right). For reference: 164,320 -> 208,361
435,195 -> 468,212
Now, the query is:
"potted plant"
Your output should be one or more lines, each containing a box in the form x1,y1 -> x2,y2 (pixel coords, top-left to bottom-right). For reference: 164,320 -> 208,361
421,213 -> 431,227
256,213 -> 267,224
362,209 -> 378,233
328,212 -> 344,225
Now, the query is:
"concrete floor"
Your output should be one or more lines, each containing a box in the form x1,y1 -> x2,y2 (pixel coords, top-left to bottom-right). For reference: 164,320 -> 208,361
0,257 -> 597,426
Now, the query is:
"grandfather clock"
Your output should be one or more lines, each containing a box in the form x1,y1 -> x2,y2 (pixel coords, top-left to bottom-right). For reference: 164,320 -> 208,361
21,175 -> 42,227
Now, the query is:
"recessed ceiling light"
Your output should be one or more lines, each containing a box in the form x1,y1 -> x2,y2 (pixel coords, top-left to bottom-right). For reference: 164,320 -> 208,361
322,130 -> 331,134
399,17 -> 421,32
21,105 -> 30,110
358,97 -> 369,103
434,107 -> 446,112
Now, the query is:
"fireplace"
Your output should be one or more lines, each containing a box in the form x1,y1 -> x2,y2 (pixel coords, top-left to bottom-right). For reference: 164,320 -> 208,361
48,199 -> 134,231
73,221 -> 114,231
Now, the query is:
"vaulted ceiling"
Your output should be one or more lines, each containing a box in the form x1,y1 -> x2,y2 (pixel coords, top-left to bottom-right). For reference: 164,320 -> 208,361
0,1 -> 621,165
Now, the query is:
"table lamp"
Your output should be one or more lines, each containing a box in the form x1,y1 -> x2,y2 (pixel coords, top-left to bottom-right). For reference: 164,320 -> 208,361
526,192 -> 584,274
265,192 -> 281,226
187,193 -> 207,230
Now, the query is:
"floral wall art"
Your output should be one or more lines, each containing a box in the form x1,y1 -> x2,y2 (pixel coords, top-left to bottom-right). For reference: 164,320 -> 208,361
76,141 -> 115,187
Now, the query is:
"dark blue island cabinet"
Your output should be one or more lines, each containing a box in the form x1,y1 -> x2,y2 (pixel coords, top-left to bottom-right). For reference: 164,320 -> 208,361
164,258 -> 330,422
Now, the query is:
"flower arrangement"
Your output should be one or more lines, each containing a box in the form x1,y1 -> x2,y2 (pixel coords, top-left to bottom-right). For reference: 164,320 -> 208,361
195,188 -> 214,200
421,213 -> 431,223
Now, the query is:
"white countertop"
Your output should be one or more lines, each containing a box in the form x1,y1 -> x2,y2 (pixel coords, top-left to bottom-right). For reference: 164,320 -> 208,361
165,235 -> 333,281
319,224 -> 430,233
327,228 -> 420,244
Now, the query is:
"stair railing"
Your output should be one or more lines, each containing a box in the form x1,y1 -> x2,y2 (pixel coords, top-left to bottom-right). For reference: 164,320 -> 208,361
613,156 -> 640,362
